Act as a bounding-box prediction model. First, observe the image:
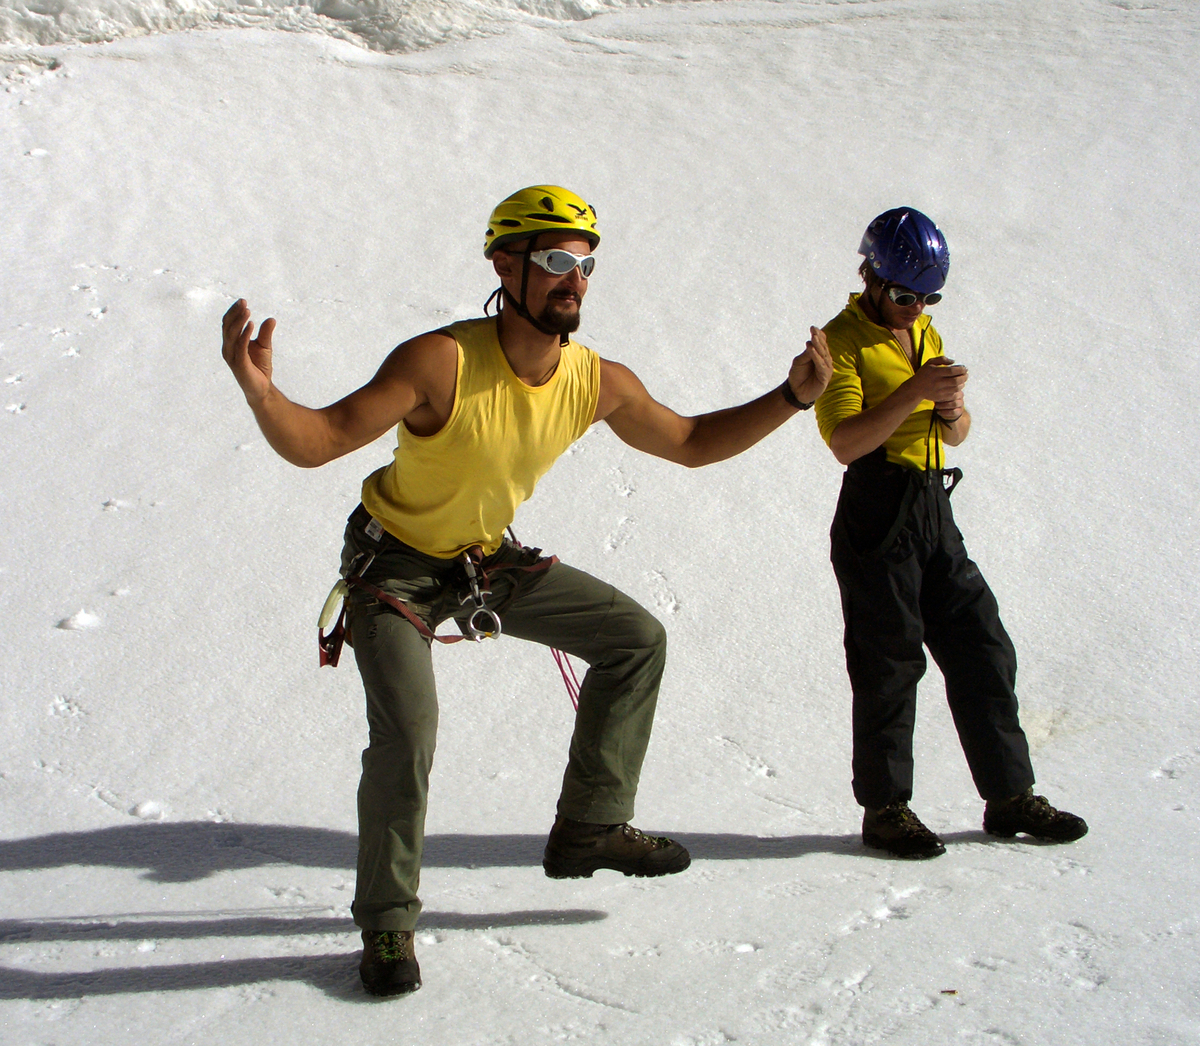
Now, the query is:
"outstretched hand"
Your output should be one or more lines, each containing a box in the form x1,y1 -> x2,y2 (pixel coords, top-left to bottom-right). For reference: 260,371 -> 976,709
787,326 -> 834,405
222,299 -> 277,405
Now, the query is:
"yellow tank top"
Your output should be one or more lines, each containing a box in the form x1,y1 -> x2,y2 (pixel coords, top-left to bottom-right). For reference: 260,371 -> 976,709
361,316 -> 601,558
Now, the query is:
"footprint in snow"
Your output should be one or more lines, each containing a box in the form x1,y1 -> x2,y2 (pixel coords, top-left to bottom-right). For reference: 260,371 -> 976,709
603,516 -> 634,553
646,569 -> 680,614
610,466 -> 635,497
49,695 -> 84,718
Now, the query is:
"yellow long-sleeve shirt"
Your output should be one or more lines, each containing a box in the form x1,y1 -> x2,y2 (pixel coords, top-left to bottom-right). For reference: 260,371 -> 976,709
815,293 -> 945,471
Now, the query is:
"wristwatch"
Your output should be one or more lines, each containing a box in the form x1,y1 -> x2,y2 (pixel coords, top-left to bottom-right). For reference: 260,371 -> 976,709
780,382 -> 814,411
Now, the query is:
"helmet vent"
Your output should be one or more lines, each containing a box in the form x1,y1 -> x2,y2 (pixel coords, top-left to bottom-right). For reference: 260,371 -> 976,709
539,196 -> 555,211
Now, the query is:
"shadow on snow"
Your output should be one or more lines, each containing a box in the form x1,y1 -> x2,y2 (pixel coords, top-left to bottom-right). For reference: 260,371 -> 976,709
0,822 -> 856,882
0,909 -> 607,1002
0,822 -> 855,1001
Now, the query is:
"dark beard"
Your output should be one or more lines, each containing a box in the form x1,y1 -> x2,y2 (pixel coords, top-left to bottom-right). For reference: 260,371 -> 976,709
537,296 -> 581,335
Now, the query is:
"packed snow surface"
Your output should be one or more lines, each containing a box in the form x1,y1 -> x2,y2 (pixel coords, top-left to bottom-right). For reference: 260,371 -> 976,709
2,0 -> 1199,1043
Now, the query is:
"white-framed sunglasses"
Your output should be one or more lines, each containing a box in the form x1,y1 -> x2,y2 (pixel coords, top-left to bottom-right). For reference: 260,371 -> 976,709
529,249 -> 595,278
886,285 -> 942,306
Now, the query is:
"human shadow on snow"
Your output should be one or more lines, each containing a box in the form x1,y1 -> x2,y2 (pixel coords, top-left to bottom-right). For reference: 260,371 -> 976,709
0,909 -> 602,946
0,822 -> 855,881
0,951 -> 390,1002
0,909 -> 607,1002
0,825 -> 855,1002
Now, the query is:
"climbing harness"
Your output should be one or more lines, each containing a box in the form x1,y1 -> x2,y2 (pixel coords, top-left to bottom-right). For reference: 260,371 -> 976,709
317,521 -> 580,705
318,550 -> 375,668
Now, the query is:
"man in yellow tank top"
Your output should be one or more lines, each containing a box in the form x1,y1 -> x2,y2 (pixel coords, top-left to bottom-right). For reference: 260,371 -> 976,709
221,186 -> 833,997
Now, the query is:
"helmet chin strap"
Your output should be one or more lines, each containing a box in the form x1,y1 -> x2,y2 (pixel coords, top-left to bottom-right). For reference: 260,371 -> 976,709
488,234 -> 570,347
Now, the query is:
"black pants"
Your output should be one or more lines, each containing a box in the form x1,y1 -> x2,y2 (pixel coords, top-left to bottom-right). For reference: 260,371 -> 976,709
830,450 -> 1035,810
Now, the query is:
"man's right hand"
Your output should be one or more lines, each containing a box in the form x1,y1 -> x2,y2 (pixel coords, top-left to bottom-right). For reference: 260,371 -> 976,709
907,356 -> 967,406
222,299 -> 276,405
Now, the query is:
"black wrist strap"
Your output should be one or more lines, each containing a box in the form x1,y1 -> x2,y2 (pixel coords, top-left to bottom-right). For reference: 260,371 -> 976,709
780,382 -> 813,411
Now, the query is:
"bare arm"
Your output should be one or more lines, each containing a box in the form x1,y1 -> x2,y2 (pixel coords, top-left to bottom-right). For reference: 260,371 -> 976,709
595,326 -> 833,468
935,409 -> 972,446
221,299 -> 454,468
829,356 -> 969,465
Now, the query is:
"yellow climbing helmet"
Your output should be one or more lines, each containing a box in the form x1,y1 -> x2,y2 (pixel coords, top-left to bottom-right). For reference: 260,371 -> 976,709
483,185 -> 600,257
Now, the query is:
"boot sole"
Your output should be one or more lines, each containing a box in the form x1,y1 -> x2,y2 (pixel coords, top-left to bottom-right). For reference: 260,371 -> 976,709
862,832 -> 946,859
361,975 -> 422,998
542,853 -> 691,879
360,956 -> 422,997
984,824 -> 1088,843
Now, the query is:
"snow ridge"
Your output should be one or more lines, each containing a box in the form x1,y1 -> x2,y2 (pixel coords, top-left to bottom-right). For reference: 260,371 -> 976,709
2,0 -> 680,52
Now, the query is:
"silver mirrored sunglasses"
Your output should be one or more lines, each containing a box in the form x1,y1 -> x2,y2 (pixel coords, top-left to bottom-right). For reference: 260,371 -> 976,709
529,249 -> 595,278
886,285 -> 942,306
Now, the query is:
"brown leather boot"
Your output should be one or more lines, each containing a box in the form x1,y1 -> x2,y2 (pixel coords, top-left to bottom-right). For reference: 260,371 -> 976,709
543,815 -> 691,879
862,800 -> 946,859
984,788 -> 1088,842
359,929 -> 421,997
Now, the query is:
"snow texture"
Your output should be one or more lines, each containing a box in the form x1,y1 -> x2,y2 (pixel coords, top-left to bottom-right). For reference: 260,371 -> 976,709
2,0 -> 1199,1043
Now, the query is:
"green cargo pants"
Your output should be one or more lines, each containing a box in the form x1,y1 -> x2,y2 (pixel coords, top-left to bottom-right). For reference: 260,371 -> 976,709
340,506 -> 667,932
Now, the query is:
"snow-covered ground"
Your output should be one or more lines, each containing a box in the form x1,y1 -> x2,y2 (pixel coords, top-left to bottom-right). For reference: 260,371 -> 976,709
2,0 -> 1199,1042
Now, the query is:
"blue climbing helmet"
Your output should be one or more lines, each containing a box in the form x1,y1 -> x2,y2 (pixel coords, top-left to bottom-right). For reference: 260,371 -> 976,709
858,207 -> 950,294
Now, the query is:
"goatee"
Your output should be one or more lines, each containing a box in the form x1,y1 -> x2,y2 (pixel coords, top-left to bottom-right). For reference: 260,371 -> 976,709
538,297 -> 581,335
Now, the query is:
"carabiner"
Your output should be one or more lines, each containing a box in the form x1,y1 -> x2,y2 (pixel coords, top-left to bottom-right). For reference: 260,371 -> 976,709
459,549 -> 501,641
464,604 -> 503,642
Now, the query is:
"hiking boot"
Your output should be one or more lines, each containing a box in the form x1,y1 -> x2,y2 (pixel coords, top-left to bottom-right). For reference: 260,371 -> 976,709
359,929 -> 421,997
862,800 -> 946,859
542,815 -> 691,879
984,788 -> 1088,842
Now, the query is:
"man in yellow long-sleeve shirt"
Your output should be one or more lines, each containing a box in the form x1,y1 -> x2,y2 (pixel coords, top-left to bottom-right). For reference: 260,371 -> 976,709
815,207 -> 1087,860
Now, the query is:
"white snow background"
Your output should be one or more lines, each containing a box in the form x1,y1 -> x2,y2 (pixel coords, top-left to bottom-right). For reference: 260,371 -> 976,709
2,0 -> 1199,1042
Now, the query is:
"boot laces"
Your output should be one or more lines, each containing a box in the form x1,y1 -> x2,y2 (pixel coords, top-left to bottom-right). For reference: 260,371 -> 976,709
372,931 -> 410,964
1015,791 -> 1056,822
887,802 -> 937,838
619,823 -> 669,849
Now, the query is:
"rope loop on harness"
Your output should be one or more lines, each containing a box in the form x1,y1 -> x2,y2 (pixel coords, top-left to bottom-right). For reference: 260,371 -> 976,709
318,525 -> 582,711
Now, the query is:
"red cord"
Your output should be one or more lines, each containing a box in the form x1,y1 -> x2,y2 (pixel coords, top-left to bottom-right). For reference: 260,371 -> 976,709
551,648 -> 582,710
